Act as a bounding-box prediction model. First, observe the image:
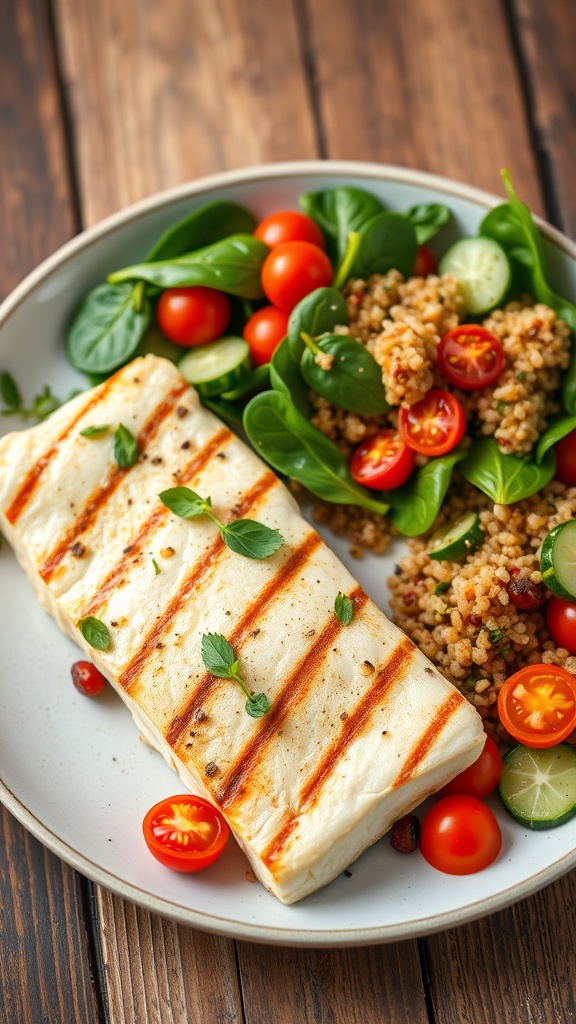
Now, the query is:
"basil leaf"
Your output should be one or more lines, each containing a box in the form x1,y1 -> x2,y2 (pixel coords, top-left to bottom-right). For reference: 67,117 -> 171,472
243,391 -> 389,515
108,234 -> 268,300
201,632 -> 236,678
270,337 -> 313,417
386,448 -> 467,536
79,616 -> 110,651
300,186 -> 385,264
0,371 -> 22,409
113,423 -> 139,469
159,486 -> 209,518
147,200 -> 257,262
80,424 -> 112,438
534,415 -> 576,464
220,518 -> 284,559
334,592 -> 353,625
405,203 -> 451,245
287,287 -> 348,363
246,692 -> 271,718
353,212 -> 418,279
459,437 -> 556,504
67,282 -> 150,374
300,334 -> 388,415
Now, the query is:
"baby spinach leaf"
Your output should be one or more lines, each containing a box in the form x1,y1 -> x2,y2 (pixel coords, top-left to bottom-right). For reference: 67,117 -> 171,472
108,234 -> 268,300
352,212 -> 418,280
221,363 -> 270,401
480,204 -> 533,267
458,437 -> 556,504
147,200 -> 257,261
300,333 -> 388,415
299,186 -> 385,264
67,282 -> 151,374
534,414 -> 576,464
270,337 -> 312,417
287,287 -> 348,362
386,448 -> 467,536
243,391 -> 389,515
405,203 -> 451,245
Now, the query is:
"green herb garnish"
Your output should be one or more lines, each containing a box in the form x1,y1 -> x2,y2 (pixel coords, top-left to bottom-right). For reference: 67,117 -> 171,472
433,581 -> 451,596
79,616 -> 110,650
114,423 -> 139,469
334,592 -> 354,625
152,558 -> 160,575
1,374 -> 63,421
200,633 -> 271,717
159,486 -> 283,560
496,401 -> 509,415
488,626 -> 507,645
80,424 -> 112,438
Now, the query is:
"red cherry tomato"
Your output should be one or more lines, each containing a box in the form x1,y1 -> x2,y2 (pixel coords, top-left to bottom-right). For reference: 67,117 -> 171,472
420,795 -> 502,875
413,244 -> 437,277
261,241 -> 333,312
437,735 -> 502,799
546,598 -> 576,655
156,286 -> 231,348
497,663 -> 576,747
398,389 -> 466,456
254,210 -> 325,250
242,305 -> 289,366
142,794 -> 229,873
438,325 -> 505,390
554,428 -> 576,485
71,661 -> 106,697
350,429 -> 415,491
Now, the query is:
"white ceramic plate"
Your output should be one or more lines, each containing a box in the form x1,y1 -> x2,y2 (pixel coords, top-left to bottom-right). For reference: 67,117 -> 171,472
2,162 -> 576,947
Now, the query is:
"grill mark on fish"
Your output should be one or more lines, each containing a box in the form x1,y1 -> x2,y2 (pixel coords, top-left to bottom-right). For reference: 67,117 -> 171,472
215,587 -> 369,809
392,690 -> 465,789
261,637 -> 415,868
79,425 -> 233,617
120,471 -> 282,694
164,532 -> 323,747
4,373 -> 122,525
38,382 -> 188,583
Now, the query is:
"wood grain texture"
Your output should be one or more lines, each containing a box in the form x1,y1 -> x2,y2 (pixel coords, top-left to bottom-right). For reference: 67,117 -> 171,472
52,0 -> 319,225
512,0 -> 576,236
303,0 -> 543,210
96,887 -> 242,1023
0,0 -> 76,300
236,941 -> 429,1024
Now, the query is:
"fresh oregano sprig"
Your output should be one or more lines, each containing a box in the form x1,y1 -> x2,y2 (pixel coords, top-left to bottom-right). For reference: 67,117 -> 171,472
201,632 -> 271,718
159,486 -> 284,560
78,616 -> 110,650
334,592 -> 354,625
1,372 -> 63,421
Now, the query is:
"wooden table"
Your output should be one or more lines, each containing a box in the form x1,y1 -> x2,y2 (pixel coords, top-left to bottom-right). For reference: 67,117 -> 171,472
2,1 -> 576,1020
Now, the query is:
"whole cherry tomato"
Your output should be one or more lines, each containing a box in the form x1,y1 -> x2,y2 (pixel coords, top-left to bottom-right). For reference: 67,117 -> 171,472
254,210 -> 325,250
398,389 -> 466,456
157,286 -> 231,347
242,305 -> 289,366
497,662 -> 576,747
142,794 -> 229,872
350,430 -> 415,490
554,428 -> 576,486
413,244 -> 437,277
71,661 -> 106,697
261,241 -> 333,312
437,735 -> 502,799
438,325 -> 504,390
546,598 -> 576,655
420,795 -> 502,875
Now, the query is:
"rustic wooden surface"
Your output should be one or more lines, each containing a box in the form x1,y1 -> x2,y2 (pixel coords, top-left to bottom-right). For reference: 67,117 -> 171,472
2,0 -> 576,1021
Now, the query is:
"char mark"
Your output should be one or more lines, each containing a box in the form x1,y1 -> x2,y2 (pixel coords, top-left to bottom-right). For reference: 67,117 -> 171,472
392,690 -> 465,789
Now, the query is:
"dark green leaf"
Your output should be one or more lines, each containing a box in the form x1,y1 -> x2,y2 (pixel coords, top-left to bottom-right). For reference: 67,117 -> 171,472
386,448 -> 467,536
405,203 -> 451,245
352,212 -> 418,279
67,282 -> 150,375
33,386 -> 61,420
287,287 -> 348,363
300,186 -> 385,263
113,423 -> 139,469
80,424 -> 112,438
269,337 -> 313,417
200,395 -> 245,425
158,486 -> 210,518
220,518 -> 284,559
300,333 -> 388,415
534,414 -> 576,464
201,632 -> 236,678
221,363 -> 271,400
458,437 -> 556,504
334,592 -> 353,625
108,234 -> 268,300
147,200 -> 257,261
488,627 -> 507,645
434,581 -> 451,596
0,372 -> 22,409
79,616 -> 110,651
243,391 -> 389,515
246,692 -> 271,718
480,204 -> 532,267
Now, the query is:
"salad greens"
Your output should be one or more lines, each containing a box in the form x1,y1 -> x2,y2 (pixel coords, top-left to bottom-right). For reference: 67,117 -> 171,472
459,438 -> 556,505
300,332 -> 389,415
385,448 -> 468,536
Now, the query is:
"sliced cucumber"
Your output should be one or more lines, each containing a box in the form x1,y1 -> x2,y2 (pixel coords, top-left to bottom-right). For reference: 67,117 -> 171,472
178,336 -> 251,397
428,511 -> 484,561
439,237 -> 510,314
540,519 -> 576,600
499,743 -> 576,829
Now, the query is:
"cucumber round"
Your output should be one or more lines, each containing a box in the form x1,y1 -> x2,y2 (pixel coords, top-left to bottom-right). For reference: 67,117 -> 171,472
540,519 -> 576,600
439,237 -> 510,314
499,742 -> 576,830
428,511 -> 484,561
178,336 -> 251,397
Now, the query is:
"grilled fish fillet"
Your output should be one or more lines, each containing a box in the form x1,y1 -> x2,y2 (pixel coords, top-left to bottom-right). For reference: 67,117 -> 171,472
0,355 -> 484,903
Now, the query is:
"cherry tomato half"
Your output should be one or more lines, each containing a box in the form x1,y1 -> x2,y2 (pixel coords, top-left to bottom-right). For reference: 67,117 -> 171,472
142,794 -> 229,873
420,795 -> 502,875
71,660 -> 106,697
413,244 -> 437,277
546,598 -> 576,655
398,389 -> 466,456
242,305 -> 289,366
497,663 -> 576,747
437,735 -> 502,800
156,286 -> 231,348
254,210 -> 325,250
350,429 -> 415,491
554,428 -> 576,486
438,325 -> 505,390
261,241 -> 333,312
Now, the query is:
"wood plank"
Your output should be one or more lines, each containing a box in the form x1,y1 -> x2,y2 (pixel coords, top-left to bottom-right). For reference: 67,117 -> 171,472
52,0 -> 319,225
96,888 -> 243,1023
512,0 -> 576,236
304,0 -> 543,211
236,941 -> 428,1024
